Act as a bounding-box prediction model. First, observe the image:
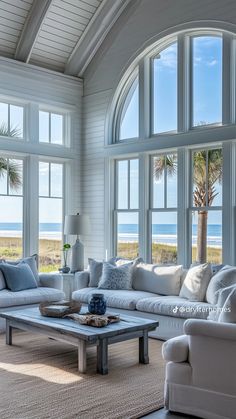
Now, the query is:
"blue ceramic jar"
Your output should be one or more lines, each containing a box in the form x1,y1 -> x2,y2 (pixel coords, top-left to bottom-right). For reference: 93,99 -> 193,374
88,293 -> 106,315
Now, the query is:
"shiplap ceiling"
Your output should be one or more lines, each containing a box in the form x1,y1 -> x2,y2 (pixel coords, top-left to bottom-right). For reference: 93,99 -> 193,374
0,0 -> 132,76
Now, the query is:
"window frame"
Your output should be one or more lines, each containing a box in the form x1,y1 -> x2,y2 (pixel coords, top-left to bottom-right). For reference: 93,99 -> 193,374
189,32 -> 223,130
149,152 -> 178,264
113,157 -> 140,257
39,108 -> 66,146
0,99 -> 25,140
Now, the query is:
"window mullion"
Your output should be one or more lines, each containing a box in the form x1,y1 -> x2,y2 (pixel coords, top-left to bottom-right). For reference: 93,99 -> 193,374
222,33 -> 232,125
222,141 -> 235,264
177,148 -> 189,267
139,58 -> 150,139
177,34 -> 190,132
23,156 -> 39,257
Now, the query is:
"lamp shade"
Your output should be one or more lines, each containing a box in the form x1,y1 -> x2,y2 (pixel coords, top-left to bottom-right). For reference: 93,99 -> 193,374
64,214 -> 90,236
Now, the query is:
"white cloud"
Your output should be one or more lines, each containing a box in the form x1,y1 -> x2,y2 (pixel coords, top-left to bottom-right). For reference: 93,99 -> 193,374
207,59 -> 218,66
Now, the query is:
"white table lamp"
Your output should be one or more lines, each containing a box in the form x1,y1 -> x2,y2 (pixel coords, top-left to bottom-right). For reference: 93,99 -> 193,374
64,213 -> 90,273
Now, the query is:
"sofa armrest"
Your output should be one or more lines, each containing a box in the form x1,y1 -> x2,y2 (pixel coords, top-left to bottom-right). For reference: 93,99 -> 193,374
39,273 -> 63,291
74,271 -> 90,289
162,335 -> 189,363
184,318 -> 236,341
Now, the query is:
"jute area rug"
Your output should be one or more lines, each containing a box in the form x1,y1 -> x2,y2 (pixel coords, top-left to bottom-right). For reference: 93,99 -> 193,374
0,332 -> 165,419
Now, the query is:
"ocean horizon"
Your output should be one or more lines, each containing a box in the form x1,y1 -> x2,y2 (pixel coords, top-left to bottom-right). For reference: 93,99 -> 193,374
0,222 -> 222,247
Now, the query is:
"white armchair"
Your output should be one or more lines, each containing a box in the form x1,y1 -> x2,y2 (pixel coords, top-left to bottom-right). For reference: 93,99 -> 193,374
162,319 -> 236,419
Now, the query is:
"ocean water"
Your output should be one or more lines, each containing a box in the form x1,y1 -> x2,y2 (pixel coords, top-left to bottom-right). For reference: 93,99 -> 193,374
0,223 -> 222,246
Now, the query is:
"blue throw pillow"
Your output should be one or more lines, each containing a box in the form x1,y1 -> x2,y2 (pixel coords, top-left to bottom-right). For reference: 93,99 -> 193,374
5,254 -> 39,284
0,263 -> 38,292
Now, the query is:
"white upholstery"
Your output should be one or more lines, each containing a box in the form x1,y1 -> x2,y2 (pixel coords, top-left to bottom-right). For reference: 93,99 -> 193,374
74,271 -> 90,289
0,287 -> 65,308
72,288 -> 158,310
163,319 -> 236,419
39,273 -> 63,290
133,263 -> 183,295
136,296 -> 213,319
162,335 -> 189,363
179,263 -> 212,301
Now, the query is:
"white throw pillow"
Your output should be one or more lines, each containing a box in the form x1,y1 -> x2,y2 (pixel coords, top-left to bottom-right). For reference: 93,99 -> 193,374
207,284 -> 236,321
132,263 -> 183,296
218,287 -> 236,323
179,263 -> 212,302
206,266 -> 236,305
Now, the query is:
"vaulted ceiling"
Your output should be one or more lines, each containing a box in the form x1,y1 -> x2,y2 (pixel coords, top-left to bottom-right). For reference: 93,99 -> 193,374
0,0 -> 131,76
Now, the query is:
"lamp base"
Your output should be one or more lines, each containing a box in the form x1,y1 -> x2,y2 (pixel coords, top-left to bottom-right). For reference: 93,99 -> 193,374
70,238 -> 84,273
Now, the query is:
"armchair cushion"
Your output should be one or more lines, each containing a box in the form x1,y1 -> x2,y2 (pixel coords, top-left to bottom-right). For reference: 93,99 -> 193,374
162,335 -> 189,363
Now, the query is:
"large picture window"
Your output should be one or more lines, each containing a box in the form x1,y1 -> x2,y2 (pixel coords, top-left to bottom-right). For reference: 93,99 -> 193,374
191,148 -> 223,264
191,36 -> 222,127
115,158 -> 139,258
39,161 -> 63,272
0,157 -> 23,260
151,153 -> 178,264
152,42 -> 177,134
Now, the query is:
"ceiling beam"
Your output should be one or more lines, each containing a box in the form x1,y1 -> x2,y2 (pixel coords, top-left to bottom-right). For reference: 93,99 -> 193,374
64,0 -> 132,77
15,0 -> 52,63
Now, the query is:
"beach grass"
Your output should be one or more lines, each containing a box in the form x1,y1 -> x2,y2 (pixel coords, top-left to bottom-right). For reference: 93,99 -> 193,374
0,237 -> 222,271
118,242 -> 222,264
0,237 -> 61,272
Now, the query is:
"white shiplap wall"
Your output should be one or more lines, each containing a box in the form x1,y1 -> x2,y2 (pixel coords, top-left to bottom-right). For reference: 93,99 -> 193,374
82,89 -> 111,261
0,0 -> 33,58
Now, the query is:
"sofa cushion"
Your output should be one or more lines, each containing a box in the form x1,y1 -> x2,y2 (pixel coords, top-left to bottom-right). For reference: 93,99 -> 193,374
0,287 -> 65,308
98,262 -> 133,290
133,263 -> 183,296
136,296 -> 214,319
206,266 -> 236,305
179,263 -> 212,302
218,287 -> 236,323
5,254 -> 39,284
208,284 -> 236,321
0,263 -> 38,292
0,271 -> 6,290
72,288 -> 158,311
88,259 -> 103,287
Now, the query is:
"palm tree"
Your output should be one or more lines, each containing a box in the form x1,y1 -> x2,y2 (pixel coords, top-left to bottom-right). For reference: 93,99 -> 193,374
154,150 -> 222,263
0,123 -> 22,191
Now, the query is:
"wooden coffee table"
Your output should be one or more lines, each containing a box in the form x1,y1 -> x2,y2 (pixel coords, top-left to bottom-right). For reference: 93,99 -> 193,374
0,307 -> 159,375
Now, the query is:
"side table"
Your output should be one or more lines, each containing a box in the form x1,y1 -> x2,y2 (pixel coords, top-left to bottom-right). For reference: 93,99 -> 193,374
51,272 -> 79,300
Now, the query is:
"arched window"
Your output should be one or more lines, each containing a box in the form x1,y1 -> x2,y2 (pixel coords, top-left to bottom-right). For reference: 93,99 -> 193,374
118,76 -> 139,141
111,29 -> 231,144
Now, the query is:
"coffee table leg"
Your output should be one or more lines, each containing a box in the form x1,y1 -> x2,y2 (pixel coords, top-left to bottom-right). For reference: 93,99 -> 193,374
139,330 -> 149,364
97,338 -> 108,375
6,320 -> 12,345
78,340 -> 86,373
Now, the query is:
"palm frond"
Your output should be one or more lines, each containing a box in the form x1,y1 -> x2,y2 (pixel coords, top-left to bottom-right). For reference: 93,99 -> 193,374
153,154 -> 177,181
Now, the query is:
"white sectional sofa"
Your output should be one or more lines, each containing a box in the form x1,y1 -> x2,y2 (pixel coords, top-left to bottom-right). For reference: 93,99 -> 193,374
0,273 -> 65,332
72,263 -> 217,340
